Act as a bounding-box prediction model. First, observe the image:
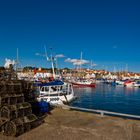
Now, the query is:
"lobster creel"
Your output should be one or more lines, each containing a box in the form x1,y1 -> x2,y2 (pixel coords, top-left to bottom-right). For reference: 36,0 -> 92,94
0,102 -> 32,121
2,114 -> 40,136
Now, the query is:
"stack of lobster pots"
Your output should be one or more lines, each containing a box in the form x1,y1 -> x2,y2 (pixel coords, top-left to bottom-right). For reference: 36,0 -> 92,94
0,78 -> 42,136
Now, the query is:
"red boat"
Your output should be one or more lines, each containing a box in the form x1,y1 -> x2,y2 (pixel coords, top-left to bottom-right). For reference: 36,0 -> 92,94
124,80 -> 134,87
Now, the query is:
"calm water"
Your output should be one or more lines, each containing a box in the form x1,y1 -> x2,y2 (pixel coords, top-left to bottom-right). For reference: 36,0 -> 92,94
70,83 -> 140,116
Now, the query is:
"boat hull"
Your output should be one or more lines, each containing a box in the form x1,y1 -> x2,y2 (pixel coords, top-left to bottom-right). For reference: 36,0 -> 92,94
71,82 -> 96,88
37,93 -> 75,105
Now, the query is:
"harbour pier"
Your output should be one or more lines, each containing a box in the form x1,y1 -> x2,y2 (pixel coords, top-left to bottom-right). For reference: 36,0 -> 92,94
1,106 -> 140,140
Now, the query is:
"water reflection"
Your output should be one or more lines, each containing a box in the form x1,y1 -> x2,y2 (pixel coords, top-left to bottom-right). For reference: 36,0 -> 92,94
123,87 -> 139,95
71,83 -> 140,115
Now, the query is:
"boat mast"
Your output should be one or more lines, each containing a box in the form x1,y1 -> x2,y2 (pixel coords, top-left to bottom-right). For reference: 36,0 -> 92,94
50,47 -> 55,79
125,64 -> 128,72
90,60 -> 92,70
125,63 -> 128,76
55,57 -> 59,76
113,66 -> 116,73
80,51 -> 82,70
16,48 -> 19,73
44,46 -> 56,79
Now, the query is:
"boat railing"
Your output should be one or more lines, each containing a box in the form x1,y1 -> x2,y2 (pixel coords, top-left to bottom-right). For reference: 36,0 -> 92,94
63,106 -> 140,120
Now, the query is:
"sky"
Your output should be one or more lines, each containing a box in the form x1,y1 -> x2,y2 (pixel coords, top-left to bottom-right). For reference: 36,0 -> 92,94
0,0 -> 140,72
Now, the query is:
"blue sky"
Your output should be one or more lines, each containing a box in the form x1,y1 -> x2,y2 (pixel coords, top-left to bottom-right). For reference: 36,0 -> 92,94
0,0 -> 140,72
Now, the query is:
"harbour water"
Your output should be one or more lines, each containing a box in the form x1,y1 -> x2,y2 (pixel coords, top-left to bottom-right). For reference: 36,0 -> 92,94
70,83 -> 140,116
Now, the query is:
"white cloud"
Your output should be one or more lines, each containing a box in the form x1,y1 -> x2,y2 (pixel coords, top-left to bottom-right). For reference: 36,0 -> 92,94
91,63 -> 97,67
35,53 -> 45,57
35,53 -> 40,56
65,58 -> 89,66
55,54 -> 65,58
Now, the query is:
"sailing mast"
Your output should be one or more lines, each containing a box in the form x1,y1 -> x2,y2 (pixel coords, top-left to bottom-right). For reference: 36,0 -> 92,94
80,51 -> 83,70
16,48 -> 19,73
90,60 -> 93,70
15,48 -> 19,79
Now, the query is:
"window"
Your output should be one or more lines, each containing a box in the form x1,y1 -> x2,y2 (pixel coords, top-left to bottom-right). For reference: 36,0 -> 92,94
40,87 -> 45,92
45,87 -> 49,92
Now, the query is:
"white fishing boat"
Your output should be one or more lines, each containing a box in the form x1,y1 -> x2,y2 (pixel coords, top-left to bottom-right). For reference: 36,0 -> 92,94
34,80 -> 75,105
133,81 -> 140,87
115,80 -> 125,85
70,79 -> 96,87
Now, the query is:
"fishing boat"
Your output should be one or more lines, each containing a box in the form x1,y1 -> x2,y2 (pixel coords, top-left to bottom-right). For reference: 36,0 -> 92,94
70,79 -> 96,87
115,80 -> 125,85
34,80 -> 75,105
133,81 -> 140,87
